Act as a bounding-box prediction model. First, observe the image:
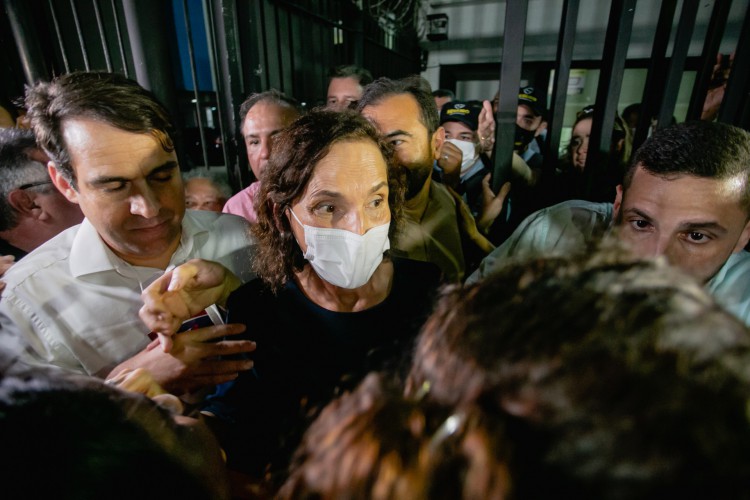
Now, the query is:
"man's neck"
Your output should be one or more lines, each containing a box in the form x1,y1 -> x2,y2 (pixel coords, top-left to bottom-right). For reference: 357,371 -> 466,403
0,219 -> 58,253
112,235 -> 182,270
403,176 -> 432,221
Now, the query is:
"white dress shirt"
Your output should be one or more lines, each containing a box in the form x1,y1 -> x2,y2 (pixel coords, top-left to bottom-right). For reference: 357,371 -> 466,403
0,210 -> 256,377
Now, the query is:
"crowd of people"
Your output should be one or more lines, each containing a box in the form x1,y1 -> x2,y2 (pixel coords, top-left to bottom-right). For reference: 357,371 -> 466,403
1,63 -> 749,499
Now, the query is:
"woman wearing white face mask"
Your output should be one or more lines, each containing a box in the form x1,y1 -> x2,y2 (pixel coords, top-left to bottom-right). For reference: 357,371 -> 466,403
139,110 -> 441,487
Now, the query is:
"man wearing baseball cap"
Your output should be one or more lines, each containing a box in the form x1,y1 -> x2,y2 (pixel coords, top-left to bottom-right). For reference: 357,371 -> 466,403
515,86 -> 546,168
438,101 -> 491,216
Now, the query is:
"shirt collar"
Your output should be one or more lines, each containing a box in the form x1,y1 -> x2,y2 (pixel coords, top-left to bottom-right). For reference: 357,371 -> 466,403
460,158 -> 485,182
69,213 -> 206,278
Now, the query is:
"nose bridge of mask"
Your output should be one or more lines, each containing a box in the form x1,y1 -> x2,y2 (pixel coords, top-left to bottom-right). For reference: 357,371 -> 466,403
288,207 -> 388,257
288,206 -> 391,288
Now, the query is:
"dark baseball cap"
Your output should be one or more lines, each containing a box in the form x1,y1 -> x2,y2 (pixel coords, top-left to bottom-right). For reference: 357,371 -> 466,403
440,100 -> 480,131
518,86 -> 545,117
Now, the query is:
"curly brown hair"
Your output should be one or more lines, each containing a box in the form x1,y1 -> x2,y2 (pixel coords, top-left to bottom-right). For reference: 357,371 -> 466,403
251,109 -> 406,292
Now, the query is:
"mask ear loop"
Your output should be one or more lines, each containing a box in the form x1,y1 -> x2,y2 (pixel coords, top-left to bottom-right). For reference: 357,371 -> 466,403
284,206 -> 308,256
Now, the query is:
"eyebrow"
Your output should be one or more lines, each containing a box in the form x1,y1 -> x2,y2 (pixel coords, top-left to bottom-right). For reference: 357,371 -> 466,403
625,208 -> 728,234
311,182 -> 388,200
677,221 -> 728,235
90,161 -> 178,186
245,129 -> 284,139
369,181 -> 388,193
384,129 -> 412,139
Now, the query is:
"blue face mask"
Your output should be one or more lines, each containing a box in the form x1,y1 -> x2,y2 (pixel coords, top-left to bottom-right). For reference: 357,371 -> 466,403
289,209 -> 390,289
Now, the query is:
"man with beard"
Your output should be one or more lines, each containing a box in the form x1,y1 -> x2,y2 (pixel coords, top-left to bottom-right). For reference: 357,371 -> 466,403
469,121 -> 750,326
358,76 -> 505,282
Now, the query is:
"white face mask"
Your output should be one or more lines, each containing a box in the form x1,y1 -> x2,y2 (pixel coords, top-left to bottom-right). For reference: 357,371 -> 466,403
446,138 -> 478,176
289,209 -> 390,289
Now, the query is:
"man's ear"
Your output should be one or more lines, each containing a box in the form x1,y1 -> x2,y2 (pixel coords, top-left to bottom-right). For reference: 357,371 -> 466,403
613,184 -> 624,219
431,126 -> 446,161
733,218 -> 750,253
7,189 -> 38,217
48,162 -> 79,204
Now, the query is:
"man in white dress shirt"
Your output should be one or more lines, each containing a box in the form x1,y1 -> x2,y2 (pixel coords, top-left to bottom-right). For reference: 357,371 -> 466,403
0,72 -> 256,396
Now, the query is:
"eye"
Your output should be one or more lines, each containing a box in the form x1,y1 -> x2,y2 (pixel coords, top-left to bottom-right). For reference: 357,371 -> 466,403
151,171 -> 174,183
687,232 -> 709,242
630,219 -> 652,230
102,181 -> 127,193
389,139 -> 404,147
312,203 -> 336,216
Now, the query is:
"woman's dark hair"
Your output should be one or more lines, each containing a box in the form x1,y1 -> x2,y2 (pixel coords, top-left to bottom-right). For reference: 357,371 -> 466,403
278,373 -> 512,500
252,109 -> 406,292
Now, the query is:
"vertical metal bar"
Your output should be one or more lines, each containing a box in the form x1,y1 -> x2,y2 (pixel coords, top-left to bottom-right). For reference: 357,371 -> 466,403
717,2 -> 750,126
586,0 -> 635,184
633,0 -> 677,150
686,0 -> 733,120
204,0 -> 230,172
656,0 -> 699,129
110,0 -> 129,76
92,0 -> 113,72
48,0 -> 70,73
4,0 -> 49,83
70,0 -> 91,70
546,0 -> 579,168
208,0 -> 248,190
491,0 -> 528,193
181,0 -> 211,170
120,0 -> 183,167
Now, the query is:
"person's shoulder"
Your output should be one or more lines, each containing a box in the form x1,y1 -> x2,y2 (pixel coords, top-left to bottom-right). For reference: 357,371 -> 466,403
2,225 -> 79,285
186,209 -> 252,235
227,277 -> 271,307
531,199 -> 613,230
224,183 -> 259,207
429,180 -> 457,206
545,199 -> 612,216
708,250 -> 750,326
391,257 -> 443,291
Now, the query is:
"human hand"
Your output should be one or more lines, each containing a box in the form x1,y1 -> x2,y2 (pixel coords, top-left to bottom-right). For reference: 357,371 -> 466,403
703,52 -> 734,121
446,186 -> 495,255
437,141 -> 463,189
478,100 -> 496,156
108,323 -> 255,395
105,367 -> 185,414
477,175 -> 511,235
140,259 -> 241,348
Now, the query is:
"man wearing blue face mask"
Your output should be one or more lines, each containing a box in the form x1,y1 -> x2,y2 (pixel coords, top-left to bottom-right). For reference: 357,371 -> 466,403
437,101 -> 492,217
